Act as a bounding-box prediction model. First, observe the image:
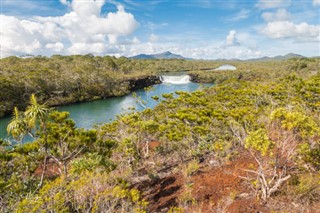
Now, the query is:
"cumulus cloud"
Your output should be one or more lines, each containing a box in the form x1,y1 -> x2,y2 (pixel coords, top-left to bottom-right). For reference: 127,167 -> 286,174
45,42 -> 64,52
226,30 -> 239,46
0,0 -> 139,57
259,7 -> 319,43
256,0 -> 291,9
71,0 -> 106,17
261,21 -> 320,42
68,42 -> 106,54
262,9 -> 291,22
126,36 -> 261,60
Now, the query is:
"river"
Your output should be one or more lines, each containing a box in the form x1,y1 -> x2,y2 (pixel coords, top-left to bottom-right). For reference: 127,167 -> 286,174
0,74 -> 212,141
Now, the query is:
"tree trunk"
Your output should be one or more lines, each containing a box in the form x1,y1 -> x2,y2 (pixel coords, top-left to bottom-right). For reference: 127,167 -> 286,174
33,154 -> 48,194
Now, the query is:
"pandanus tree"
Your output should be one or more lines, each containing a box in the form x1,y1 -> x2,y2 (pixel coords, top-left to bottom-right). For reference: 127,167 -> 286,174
7,94 -> 101,188
26,95 -> 50,190
7,107 -> 27,143
7,94 -> 50,141
7,94 -> 50,190
24,94 -> 50,133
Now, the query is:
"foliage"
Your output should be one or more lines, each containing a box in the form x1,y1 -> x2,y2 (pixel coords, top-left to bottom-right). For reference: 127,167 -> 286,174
17,172 -> 148,213
1,58 -> 319,211
2,95 -> 115,211
0,56 -> 225,117
185,160 -> 200,177
244,129 -> 274,156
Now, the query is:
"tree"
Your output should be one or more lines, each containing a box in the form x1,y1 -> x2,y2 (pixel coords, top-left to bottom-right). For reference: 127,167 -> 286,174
7,107 -> 27,143
243,128 -> 292,201
25,94 -> 50,190
242,107 -> 319,201
7,94 -> 104,178
7,94 -> 50,191
44,111 -> 98,176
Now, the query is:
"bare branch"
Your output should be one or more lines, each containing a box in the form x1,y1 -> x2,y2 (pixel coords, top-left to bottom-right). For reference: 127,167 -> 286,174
268,175 -> 291,197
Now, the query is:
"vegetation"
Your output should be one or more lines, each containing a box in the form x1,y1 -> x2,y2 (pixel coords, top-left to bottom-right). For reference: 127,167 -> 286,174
0,57 -> 319,212
0,55 -> 222,117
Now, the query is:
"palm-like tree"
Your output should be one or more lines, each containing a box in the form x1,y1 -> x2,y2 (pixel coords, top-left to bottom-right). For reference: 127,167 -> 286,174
7,107 -> 27,143
8,94 -> 50,192
24,94 -> 50,191
25,94 -> 49,132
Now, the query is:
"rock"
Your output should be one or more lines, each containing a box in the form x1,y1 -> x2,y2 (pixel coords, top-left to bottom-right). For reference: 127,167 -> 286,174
209,159 -> 219,166
129,76 -> 161,90
237,193 -> 249,199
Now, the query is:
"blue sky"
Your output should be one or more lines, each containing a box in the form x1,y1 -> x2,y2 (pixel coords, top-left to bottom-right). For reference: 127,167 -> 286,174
1,0 -> 319,59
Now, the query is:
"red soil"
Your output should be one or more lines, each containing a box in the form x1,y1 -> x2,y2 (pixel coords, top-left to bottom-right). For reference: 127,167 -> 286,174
148,141 -> 161,150
135,150 -> 271,212
34,160 -> 61,178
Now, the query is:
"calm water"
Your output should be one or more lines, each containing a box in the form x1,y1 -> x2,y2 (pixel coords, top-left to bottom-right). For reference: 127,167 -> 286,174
214,64 -> 237,70
0,80 -> 212,141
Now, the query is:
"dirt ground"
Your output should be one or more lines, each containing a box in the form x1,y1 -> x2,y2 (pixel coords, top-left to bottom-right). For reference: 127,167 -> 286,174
135,150 -> 319,213
34,147 -> 319,212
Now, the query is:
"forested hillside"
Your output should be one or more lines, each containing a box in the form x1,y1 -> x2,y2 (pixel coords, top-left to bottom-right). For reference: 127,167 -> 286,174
0,55 -> 221,117
0,57 -> 319,212
0,55 -> 317,118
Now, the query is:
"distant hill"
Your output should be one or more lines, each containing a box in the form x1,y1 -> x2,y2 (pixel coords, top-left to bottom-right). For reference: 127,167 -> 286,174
245,53 -> 306,61
130,51 -> 185,59
129,52 -> 306,61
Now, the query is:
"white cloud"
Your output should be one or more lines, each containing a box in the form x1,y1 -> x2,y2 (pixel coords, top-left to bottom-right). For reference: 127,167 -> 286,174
1,0 -> 139,57
126,37 -> 262,60
226,30 -> 239,46
132,37 -> 140,44
261,21 -> 320,42
71,0 -> 105,17
149,33 -> 159,42
313,0 -> 320,6
256,0 -> 291,9
231,48 -> 262,59
59,0 -> 70,6
262,9 -> 291,22
1,15 -> 44,57
68,42 -> 106,54
45,42 -> 64,52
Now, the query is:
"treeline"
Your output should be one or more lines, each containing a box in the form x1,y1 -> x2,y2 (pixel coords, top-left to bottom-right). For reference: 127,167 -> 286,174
0,58 -> 319,211
0,55 -> 318,118
0,55 -> 222,118
190,58 -> 320,83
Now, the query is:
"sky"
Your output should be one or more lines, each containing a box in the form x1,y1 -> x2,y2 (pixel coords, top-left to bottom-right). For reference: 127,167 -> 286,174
1,0 -> 319,59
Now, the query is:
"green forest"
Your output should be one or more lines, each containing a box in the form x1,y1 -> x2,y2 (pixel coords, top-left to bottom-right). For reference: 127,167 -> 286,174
0,57 -> 319,212
0,55 -> 222,118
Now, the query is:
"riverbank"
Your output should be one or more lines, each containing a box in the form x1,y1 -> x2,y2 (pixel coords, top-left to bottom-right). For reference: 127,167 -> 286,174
1,56 -> 317,118
45,75 -> 162,108
0,55 -> 222,118
0,73 -> 213,119
0,75 -> 161,118
0,78 -> 210,139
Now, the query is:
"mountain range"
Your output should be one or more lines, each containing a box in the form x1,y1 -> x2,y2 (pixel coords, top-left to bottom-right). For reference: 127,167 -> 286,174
245,53 -> 306,61
129,51 -> 185,59
130,52 -> 307,61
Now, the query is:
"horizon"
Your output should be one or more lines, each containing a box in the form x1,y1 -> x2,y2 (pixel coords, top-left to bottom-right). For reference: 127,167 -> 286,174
1,0 -> 320,60
4,51 -> 316,61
